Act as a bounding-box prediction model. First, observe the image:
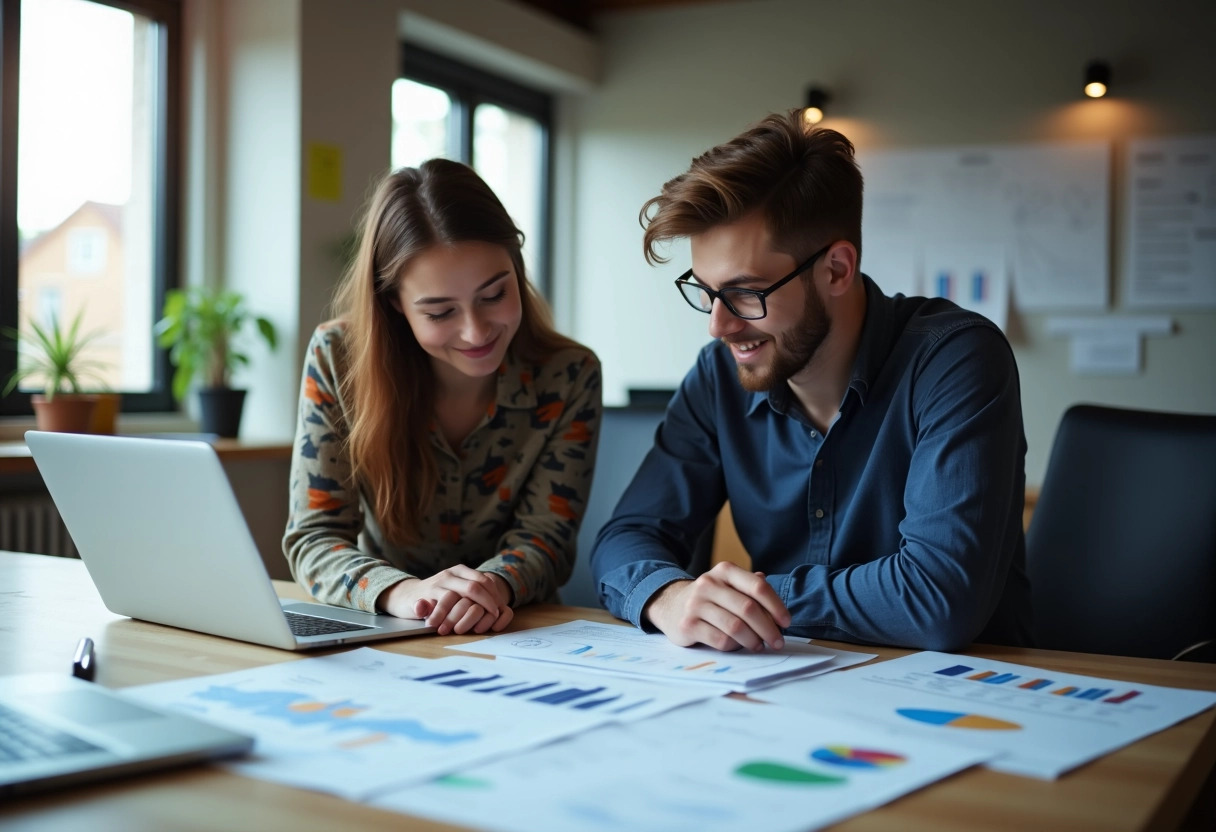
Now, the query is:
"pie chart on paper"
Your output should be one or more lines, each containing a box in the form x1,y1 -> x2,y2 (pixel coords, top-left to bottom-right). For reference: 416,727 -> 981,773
896,708 -> 1021,731
810,746 -> 907,769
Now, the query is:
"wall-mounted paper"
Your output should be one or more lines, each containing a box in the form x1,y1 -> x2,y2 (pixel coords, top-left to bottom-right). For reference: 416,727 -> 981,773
861,240 -> 918,299
1045,315 -> 1173,376
307,143 -> 343,202
860,142 -> 1110,311
1126,135 -> 1216,308
923,243 -> 1009,330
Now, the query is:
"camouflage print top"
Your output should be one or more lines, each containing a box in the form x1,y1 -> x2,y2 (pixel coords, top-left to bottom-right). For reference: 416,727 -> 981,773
283,322 -> 602,613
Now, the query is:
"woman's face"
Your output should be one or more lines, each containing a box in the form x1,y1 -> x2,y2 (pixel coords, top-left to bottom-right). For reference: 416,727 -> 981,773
393,241 -> 523,385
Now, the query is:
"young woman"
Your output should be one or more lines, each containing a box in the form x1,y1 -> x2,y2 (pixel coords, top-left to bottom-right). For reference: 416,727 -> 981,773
284,159 -> 601,636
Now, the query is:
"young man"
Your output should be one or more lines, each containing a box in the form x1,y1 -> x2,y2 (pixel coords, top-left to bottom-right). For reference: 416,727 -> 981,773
590,110 -> 1030,652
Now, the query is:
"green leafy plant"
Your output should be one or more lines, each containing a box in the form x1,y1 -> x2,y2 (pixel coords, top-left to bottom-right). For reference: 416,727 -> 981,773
2,311 -> 109,401
154,287 -> 279,401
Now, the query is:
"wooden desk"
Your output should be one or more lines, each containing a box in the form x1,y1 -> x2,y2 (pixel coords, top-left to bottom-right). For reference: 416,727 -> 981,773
2,551 -> 1214,831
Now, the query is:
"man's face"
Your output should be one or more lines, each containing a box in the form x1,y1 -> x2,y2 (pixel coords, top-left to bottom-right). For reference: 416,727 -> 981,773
688,214 -> 831,392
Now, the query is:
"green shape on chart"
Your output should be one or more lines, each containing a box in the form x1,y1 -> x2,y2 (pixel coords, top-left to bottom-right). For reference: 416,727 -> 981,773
735,761 -> 847,785
434,774 -> 492,789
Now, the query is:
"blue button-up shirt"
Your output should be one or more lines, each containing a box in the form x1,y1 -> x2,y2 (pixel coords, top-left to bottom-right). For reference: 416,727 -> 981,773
590,275 -> 1031,651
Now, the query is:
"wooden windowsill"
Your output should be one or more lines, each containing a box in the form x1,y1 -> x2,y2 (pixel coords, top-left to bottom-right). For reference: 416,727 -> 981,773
0,437 -> 292,476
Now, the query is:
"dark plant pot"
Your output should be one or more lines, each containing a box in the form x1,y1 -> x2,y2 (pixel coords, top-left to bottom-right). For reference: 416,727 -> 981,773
197,387 -> 247,438
31,394 -> 98,433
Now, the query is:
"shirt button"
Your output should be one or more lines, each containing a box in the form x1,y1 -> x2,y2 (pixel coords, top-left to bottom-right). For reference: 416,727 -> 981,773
815,459 -> 824,468
815,508 -> 825,519
809,430 -> 817,438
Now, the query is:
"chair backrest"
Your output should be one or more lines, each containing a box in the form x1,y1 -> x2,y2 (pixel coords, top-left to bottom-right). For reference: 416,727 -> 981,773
564,405 -> 714,608
564,406 -> 668,608
1027,404 -> 1216,660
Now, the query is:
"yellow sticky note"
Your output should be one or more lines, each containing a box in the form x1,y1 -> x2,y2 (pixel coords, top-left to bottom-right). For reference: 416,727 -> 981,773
307,143 -> 343,202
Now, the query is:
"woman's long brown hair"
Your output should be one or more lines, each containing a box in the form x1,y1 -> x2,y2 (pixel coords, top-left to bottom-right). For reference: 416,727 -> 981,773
331,160 -> 580,547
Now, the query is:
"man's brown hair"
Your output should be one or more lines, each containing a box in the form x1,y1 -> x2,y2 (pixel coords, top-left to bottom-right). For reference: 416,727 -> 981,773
640,108 -> 863,266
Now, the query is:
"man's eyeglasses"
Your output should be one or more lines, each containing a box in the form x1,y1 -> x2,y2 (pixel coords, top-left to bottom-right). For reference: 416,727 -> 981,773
674,243 -> 831,320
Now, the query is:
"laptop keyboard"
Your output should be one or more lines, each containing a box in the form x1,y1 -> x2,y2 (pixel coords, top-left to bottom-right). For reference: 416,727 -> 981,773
284,610 -> 376,637
0,704 -> 102,763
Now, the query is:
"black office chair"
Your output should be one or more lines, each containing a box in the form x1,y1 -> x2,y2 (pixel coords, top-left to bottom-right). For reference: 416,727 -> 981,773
1026,404 -> 1216,661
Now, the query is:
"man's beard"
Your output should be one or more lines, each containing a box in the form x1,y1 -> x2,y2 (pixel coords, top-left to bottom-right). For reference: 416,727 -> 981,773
735,285 -> 831,392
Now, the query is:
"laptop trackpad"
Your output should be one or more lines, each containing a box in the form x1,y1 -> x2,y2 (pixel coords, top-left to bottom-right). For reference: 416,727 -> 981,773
38,690 -> 162,725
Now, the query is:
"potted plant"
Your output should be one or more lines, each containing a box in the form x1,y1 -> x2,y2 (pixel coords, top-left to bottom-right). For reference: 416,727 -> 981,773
2,311 -> 109,433
154,287 -> 278,438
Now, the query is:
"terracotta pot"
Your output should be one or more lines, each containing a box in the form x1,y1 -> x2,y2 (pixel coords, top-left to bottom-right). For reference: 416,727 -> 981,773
87,392 -> 122,434
31,394 -> 99,433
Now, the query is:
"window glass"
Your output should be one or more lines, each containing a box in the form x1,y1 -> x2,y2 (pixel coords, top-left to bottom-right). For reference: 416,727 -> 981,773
391,78 -> 452,170
474,104 -> 544,281
14,0 -> 160,394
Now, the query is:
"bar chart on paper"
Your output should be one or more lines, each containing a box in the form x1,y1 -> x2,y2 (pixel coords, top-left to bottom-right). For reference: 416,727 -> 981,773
755,651 -> 1216,779
125,647 -> 713,800
454,620 -> 834,690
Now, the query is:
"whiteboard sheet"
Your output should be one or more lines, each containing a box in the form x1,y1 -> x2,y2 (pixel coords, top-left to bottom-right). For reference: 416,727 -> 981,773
860,141 -> 1110,310
1125,135 -> 1216,308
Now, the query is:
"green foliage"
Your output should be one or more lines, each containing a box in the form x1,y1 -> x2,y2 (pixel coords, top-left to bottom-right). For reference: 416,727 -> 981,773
154,287 -> 279,401
2,311 -> 109,401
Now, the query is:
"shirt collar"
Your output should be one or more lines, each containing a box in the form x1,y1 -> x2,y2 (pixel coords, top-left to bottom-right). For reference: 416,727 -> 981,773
846,274 -> 897,407
495,348 -> 538,411
742,273 -> 894,416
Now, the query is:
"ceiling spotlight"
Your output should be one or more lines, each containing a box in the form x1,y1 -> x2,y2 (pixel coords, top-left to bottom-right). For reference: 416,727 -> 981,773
1084,61 -> 1110,98
804,87 -> 830,125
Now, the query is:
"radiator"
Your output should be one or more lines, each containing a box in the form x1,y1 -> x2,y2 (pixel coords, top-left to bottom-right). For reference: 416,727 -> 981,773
0,493 -> 78,558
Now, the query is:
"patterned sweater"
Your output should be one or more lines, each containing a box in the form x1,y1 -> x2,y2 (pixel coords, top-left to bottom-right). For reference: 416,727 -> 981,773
283,322 -> 602,612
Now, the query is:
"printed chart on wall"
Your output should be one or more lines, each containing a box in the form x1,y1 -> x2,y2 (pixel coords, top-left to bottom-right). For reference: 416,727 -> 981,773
374,696 -> 992,832
1125,135 -> 1216,308
754,651 -> 1216,779
125,647 -> 714,799
859,141 -> 1111,319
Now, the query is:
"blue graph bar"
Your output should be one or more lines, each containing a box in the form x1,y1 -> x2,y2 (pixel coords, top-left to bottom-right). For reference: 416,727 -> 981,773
568,645 -> 593,655
980,673 -> 1019,685
532,686 -> 605,705
573,694 -> 624,710
1076,688 -> 1113,700
935,665 -> 973,676
503,682 -> 558,697
414,669 -> 467,682
440,674 -> 503,688
471,682 -> 527,694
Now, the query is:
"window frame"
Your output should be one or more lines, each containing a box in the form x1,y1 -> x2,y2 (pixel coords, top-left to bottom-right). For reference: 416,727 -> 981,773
399,43 -> 554,297
0,0 -> 181,416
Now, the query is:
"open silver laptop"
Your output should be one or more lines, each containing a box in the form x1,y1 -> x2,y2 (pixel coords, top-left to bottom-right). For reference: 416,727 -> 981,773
0,673 -> 252,798
25,431 -> 434,650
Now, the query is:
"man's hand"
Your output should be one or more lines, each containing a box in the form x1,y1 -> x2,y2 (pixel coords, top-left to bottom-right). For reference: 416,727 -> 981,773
642,562 -> 790,652
377,565 -> 514,635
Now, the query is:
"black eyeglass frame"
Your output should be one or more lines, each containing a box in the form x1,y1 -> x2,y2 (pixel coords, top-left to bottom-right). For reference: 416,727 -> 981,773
674,243 -> 833,320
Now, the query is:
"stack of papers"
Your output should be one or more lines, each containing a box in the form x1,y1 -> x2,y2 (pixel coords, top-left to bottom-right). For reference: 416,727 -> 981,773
754,650 -> 1216,779
451,619 -> 874,691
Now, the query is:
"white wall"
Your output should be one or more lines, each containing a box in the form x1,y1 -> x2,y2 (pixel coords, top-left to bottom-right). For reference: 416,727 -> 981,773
562,0 -> 1216,485
183,0 -> 599,441
184,0 -> 1216,486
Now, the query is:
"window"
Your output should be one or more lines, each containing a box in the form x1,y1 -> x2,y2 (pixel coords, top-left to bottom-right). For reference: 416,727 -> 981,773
392,45 -> 552,294
0,0 -> 180,414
